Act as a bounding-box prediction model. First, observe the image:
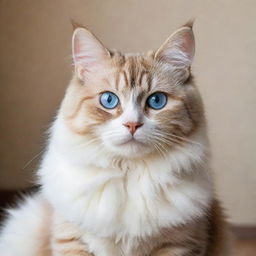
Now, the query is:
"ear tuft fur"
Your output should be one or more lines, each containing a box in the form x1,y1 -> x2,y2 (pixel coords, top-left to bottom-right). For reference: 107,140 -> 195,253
155,24 -> 195,69
182,19 -> 195,30
70,19 -> 87,31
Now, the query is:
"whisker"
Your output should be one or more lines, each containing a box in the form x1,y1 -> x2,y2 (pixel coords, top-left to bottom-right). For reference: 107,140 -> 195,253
22,150 -> 44,170
165,133 -> 203,147
152,132 -> 182,146
72,131 -> 125,150
148,135 -> 170,160
151,132 -> 197,159
152,143 -> 166,160
154,130 -> 204,147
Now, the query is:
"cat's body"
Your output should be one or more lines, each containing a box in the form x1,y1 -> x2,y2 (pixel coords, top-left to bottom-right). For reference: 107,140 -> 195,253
0,24 -> 230,255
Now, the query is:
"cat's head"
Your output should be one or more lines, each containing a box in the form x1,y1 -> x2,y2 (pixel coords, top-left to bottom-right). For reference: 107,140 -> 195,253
59,23 -> 205,159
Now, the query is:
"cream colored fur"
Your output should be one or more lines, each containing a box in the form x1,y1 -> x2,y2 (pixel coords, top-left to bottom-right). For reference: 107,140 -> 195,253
0,24 -> 229,256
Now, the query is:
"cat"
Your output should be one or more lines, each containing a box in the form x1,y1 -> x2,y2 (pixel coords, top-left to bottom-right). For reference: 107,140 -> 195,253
0,22 -> 231,256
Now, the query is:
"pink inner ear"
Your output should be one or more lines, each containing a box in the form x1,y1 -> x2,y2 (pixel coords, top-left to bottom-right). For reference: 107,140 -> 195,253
181,31 -> 194,59
73,39 -> 82,64
74,38 -> 80,57
72,30 -> 107,73
156,27 -> 195,68
73,36 -> 92,66
72,28 -> 111,79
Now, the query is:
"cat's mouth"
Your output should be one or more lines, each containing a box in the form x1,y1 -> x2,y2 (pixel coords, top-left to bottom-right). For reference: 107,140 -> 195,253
116,136 -> 145,146
103,134 -> 152,157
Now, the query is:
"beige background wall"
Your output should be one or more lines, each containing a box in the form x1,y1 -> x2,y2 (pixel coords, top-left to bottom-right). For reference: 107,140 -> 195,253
0,0 -> 255,225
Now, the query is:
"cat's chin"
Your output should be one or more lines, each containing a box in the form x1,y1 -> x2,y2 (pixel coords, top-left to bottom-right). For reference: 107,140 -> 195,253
106,139 -> 153,158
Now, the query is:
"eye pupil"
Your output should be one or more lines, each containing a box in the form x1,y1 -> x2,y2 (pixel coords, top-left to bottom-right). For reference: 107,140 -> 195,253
147,92 -> 167,110
155,96 -> 160,103
107,95 -> 112,103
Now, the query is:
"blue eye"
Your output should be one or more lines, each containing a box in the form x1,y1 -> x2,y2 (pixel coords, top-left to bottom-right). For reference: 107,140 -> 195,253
100,92 -> 119,109
147,92 -> 167,110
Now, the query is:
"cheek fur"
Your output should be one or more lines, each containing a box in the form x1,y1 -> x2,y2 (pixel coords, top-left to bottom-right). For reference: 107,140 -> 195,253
154,106 -> 195,137
88,106 -> 114,123
65,98 -> 123,135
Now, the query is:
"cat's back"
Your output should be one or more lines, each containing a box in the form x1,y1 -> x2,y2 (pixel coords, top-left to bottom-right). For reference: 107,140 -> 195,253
0,192 -> 52,256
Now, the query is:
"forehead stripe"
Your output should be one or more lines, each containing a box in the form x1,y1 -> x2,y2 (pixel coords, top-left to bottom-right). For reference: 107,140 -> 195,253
146,72 -> 152,92
122,70 -> 129,88
115,71 -> 120,90
138,70 -> 146,86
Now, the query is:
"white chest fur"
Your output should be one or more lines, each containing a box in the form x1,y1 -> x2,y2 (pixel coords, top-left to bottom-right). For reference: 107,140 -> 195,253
40,143 -> 212,241
39,119 -> 213,255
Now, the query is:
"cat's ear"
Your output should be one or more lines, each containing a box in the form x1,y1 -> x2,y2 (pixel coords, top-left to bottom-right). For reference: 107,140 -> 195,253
72,27 -> 110,80
155,23 -> 195,73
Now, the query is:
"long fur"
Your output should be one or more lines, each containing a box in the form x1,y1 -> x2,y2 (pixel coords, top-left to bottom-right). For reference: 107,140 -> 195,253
0,24 -> 230,256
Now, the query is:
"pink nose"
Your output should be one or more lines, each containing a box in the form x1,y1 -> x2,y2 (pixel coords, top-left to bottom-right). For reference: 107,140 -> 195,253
123,122 -> 143,135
